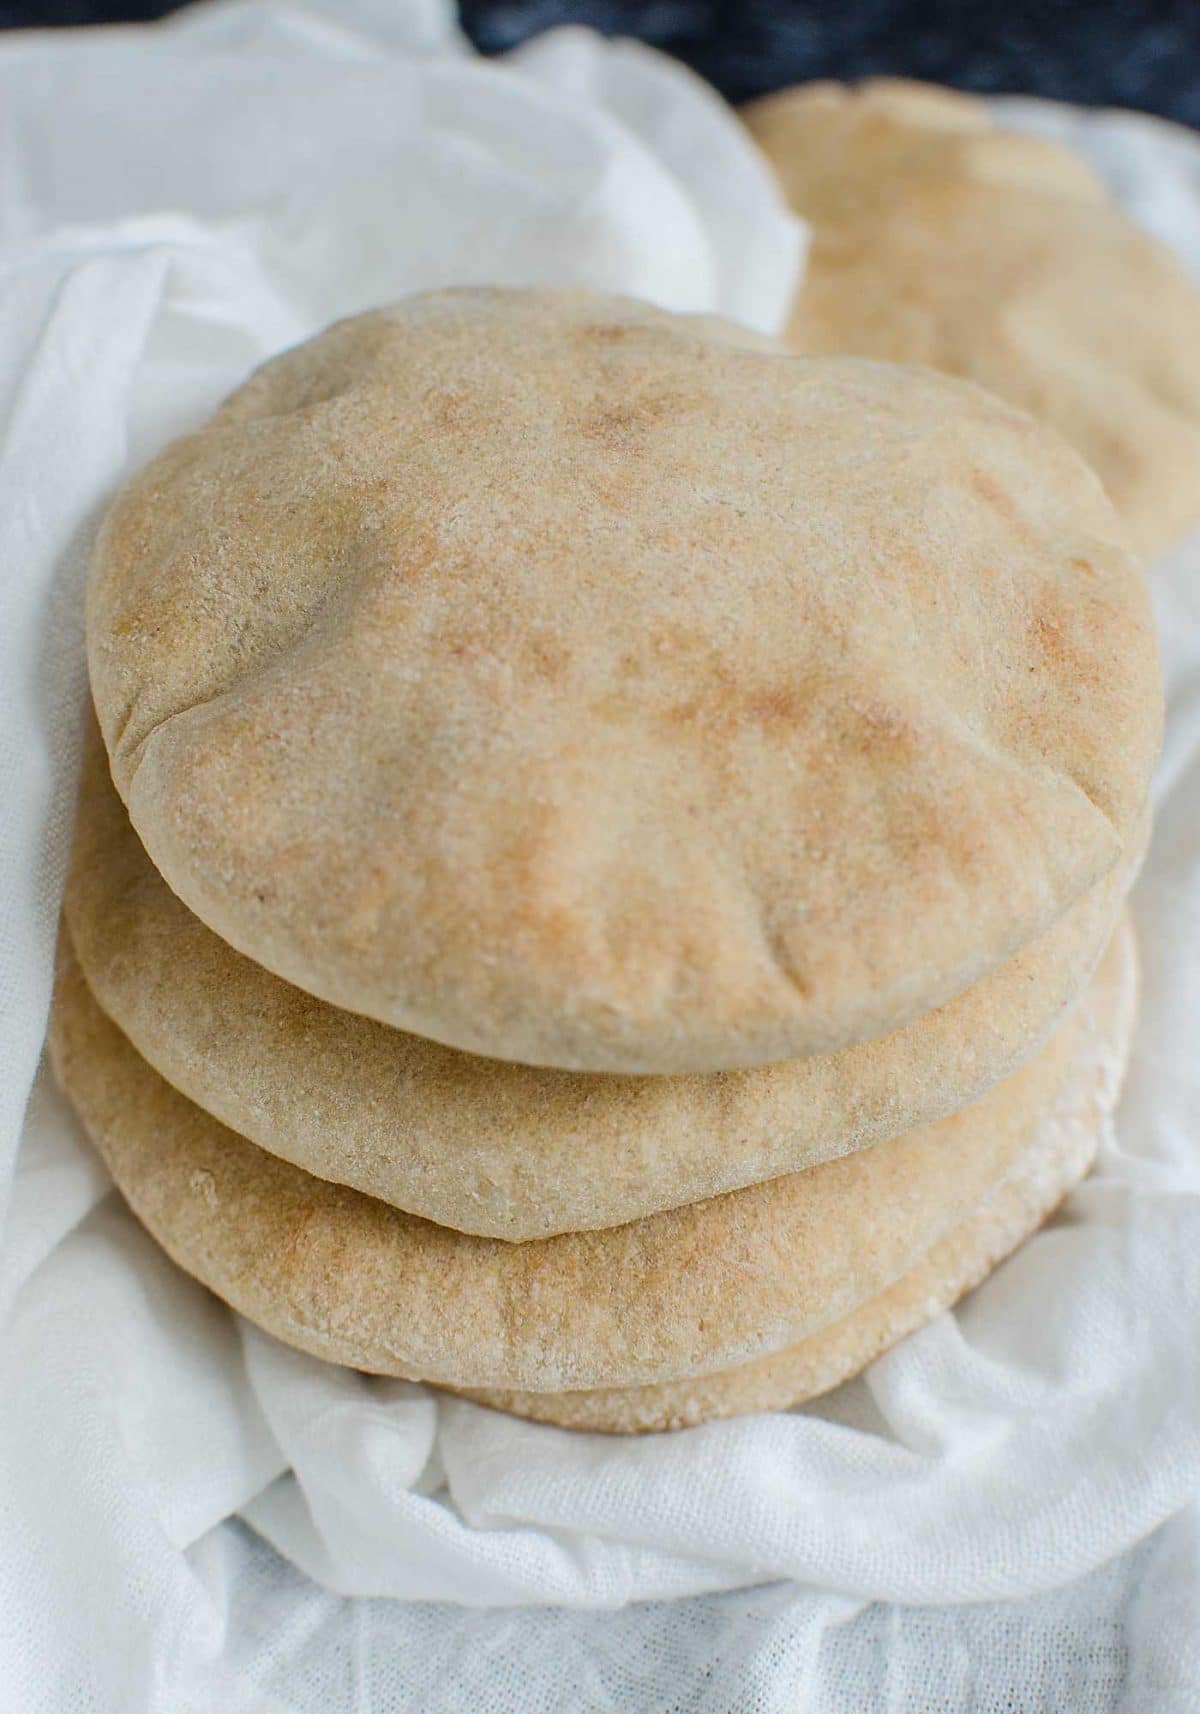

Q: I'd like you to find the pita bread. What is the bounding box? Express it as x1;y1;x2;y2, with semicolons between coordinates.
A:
462;1035;1117;1430
67;721;1143;1238
87;289;1158;1073
743;79;1200;560
48;919;1133;1394
771;77;994;139
743;78;1108;211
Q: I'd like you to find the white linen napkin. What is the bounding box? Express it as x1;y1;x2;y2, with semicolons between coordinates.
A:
0;4;1198;1706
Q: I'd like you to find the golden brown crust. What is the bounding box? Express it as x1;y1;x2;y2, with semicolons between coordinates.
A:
66;721;1143;1237
88;290;1159;1072
743;79;1200;559
48;920;1133;1396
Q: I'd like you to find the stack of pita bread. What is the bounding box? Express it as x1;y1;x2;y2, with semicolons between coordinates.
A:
52;279;1163;1432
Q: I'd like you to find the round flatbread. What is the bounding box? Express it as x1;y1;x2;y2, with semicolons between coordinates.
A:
743;79;1200;560
49;918;1134;1394
67;721;1142;1238
87;289;1158;1073
462;1043;1117;1430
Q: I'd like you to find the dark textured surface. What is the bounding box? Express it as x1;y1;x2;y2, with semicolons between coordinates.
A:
1;0;1199;125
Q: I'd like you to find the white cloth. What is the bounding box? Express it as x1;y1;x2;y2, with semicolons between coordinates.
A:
0;2;1198;1705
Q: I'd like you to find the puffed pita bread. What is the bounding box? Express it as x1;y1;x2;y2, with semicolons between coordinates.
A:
743;78;1109;208
776;77;994;139
67;722;1143;1238
48;920;1133;1395
87;289;1159;1073
461;977;1125;1427
743;78;1200;559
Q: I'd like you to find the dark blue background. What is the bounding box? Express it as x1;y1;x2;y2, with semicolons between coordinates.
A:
2;0;1199;125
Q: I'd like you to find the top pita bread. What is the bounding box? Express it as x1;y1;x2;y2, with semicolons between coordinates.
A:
88;289;1159;1073
743;78;1200;560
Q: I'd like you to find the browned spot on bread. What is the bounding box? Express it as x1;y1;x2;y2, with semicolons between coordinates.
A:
971;468;1019;519
1027;583;1115;697
426;391;478;434
525;631;572;683
742;685;812;729
442;628;492;666
579;389;694;449
655;650;814;742
585;323;636;344
494;822;598;973
579;402;650;449
1030;610;1066;664
841;698;924;760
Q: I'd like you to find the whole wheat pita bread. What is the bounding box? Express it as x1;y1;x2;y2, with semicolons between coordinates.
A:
743;78;1109;211
87;289;1158;1073
67;722;1142;1238
461;1027;1118;1430
743;79;1200;560
772;77;993;140
48;920;1133;1394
